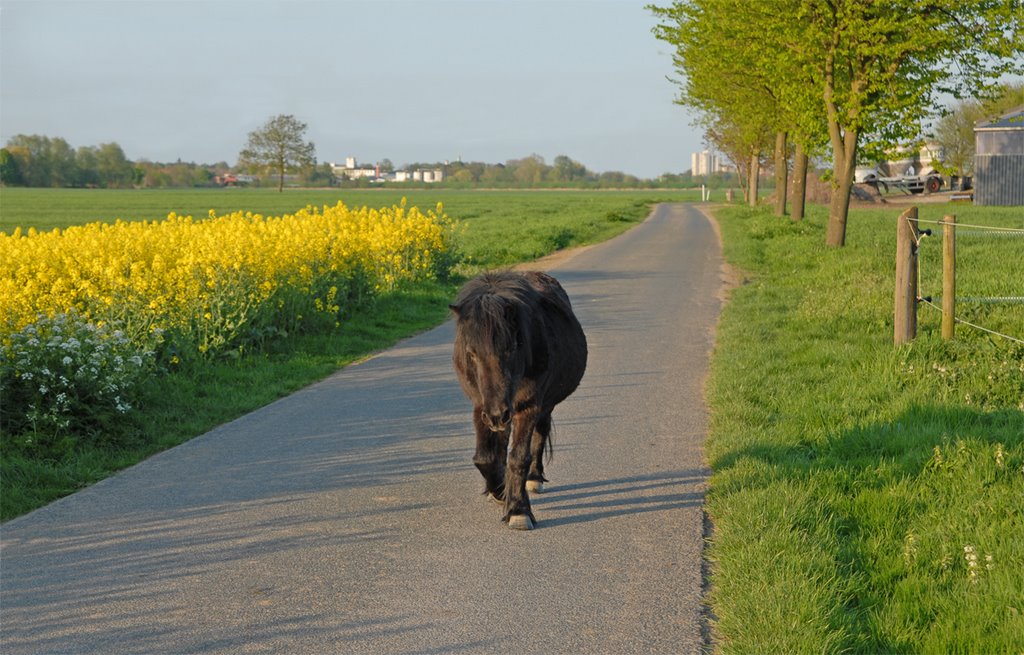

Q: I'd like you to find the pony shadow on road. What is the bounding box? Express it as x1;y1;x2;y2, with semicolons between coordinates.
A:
530;469;706;528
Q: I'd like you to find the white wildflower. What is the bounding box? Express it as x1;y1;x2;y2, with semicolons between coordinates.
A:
965;545;979;583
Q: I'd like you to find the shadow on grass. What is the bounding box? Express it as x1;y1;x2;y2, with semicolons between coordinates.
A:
713;404;1022;484
709;404;1023;652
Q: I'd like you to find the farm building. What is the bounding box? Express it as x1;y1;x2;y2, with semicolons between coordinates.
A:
973;104;1024;206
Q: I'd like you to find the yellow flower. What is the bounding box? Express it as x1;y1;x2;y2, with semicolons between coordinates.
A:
0;201;456;357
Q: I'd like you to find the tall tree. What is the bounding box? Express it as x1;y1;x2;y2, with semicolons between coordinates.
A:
773;132;788;217
96;142;135;188
652;0;1023;245
552;155;590;183
790;145;810;222
4;134;78;187
0;148;24;186
74;146;100;187
6;135;53;186
799;0;1024;245
511;154;546;186
651;0;823;211
48;138;77;188
238;114;316;192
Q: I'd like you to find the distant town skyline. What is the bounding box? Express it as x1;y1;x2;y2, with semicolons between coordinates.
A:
690;150;736;176
0;0;705;179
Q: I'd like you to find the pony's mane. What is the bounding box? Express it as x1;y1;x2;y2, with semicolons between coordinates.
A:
452;272;534;356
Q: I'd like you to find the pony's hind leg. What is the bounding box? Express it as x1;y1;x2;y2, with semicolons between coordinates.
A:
472;406;508;502
526;412;552;494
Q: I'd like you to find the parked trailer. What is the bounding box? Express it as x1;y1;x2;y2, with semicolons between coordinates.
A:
855;167;943;194
877;174;944;194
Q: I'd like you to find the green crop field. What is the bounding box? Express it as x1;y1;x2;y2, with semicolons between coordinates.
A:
0;186;704;272
0;187;684;519
0;187;699;265
705;202;1023;652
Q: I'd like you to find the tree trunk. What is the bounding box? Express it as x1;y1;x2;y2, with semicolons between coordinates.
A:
278;168;285;192
826;178;852;246
748;152;760;207
825;128;859;247
774;131;788;217
791;144;808;222
735;154;748;203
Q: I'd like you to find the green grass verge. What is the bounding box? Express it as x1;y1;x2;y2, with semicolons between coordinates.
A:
1;189;674;520
1;283;456;518
705;202;1023;652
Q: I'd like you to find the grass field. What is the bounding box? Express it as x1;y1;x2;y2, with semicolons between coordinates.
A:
705;202;1023;652
1;187;681;520
5;187;1021;651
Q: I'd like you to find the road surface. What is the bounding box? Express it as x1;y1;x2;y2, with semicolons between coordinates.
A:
1;203;723;654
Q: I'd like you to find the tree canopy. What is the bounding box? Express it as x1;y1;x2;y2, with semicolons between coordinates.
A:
2;135;134;188
651;0;1024;245
238;114;316;192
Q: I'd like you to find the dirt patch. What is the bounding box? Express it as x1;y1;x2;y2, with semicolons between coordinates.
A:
883;190;960;205
782;176;887;206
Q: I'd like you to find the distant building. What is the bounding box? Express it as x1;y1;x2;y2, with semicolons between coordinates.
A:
393;168;444;183
330;157;444;183
213;173;256;187
330;158;378;180
690;150;733;176
414;169;444;183
974;105;1024;206
690;150;716;176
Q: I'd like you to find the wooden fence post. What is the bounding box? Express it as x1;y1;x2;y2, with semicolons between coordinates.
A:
942;214;956;340
894;206;920;345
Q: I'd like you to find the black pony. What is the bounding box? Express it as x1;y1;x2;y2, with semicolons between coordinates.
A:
450;271;587;530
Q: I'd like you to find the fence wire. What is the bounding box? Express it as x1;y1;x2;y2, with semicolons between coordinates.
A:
908;217;1024;233
907;214;1024;345
919;298;1024;345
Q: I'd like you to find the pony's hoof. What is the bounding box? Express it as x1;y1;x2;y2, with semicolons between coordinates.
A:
525;480;544;494
486;492;504;505
507;514;535;531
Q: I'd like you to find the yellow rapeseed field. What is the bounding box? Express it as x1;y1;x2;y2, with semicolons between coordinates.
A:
0;200;456;356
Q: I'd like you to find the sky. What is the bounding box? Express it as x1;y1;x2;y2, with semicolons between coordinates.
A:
0;0;705;179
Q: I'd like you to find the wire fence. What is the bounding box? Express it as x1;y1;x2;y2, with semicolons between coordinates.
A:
905;214;1024;345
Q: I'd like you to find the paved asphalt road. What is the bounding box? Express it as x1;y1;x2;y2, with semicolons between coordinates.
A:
1;203;723;655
